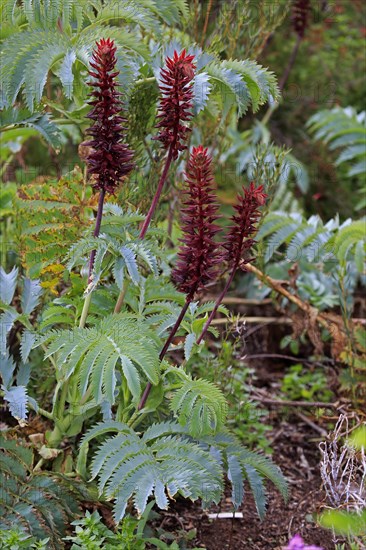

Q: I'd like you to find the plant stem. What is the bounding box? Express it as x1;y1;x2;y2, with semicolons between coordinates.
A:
139;147;174;239
25;398;53;421
201;0;213;48
278;34;302;92
261;35;302;127
79;292;92;329
197;264;238;345
138;298;191;410
114;280;130;314
79;188;106;328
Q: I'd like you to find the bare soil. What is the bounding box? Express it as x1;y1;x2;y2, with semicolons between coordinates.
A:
153;412;350;550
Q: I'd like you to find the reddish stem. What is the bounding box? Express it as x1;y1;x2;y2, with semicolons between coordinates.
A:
196;263;238;345
139;146;174;239
138;297;191;410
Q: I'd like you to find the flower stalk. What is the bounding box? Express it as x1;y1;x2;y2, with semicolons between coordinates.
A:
139;49;195;239
79;38;134;326
197;182;267;344
138;146;222;409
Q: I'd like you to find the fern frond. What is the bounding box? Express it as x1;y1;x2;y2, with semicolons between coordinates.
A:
80;421;222;521
202;432;288;520
15;168;94;277
205;58;279;117
37;314;160;403
0;435;86;548
80;421;287;522
334;220;366;268
170;375;228;437
307;107;366;180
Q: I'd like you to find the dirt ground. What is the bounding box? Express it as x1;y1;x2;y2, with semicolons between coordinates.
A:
154;412;350;550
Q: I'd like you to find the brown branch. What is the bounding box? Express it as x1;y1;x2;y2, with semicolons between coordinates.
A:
279;34;302;92
253;394;338;410
210;316;292;325
201;0;213;48
244;262;348;331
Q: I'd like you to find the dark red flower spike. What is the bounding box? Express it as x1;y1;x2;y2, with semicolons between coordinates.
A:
172;146;222;299
139;49;196;239
84;38;134;194
197;182;266;344
292;0;311;39
138;146;222;410
224;182;267;270
154;49;196;160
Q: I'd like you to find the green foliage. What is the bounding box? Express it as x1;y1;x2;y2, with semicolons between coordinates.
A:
258;211;366;272
308;107;366;212
15;167;95;280
340;325;366;372
64;506;200;550
205;59;279;117
0;2;292;534
123;274;185;319
79;420;287;522
79;421;222;521
319;510;366;538
170;374;228;437
0;108;61;148
202;430;288;519
0;528;49;550
64;509;147;550
0;267;43;421
207;1;290;58
0;435;84;549
219;136;307;203
121;278;228;348
308;107;366;179
281;364;333;402
37;313;161;403
0;0;190;110
186;339;273;453
66;204;160;292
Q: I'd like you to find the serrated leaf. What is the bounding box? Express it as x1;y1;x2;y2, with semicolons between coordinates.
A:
21;278;42;314
20;330;36;363
2;385;28;420
227;454;244;509
0;352;16;387
120;246;139;284
0;266;18;305
58;49;76;99
184;333;196;360
0;309;19;355
192;72;211;115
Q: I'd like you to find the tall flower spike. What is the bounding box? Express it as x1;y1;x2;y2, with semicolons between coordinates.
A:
172;146;222;299
139;49;196;239
292;0;311;39
154;49;195;160
84;38;134;194
138;146;222;411
196;182;266;345
224;182;267;269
